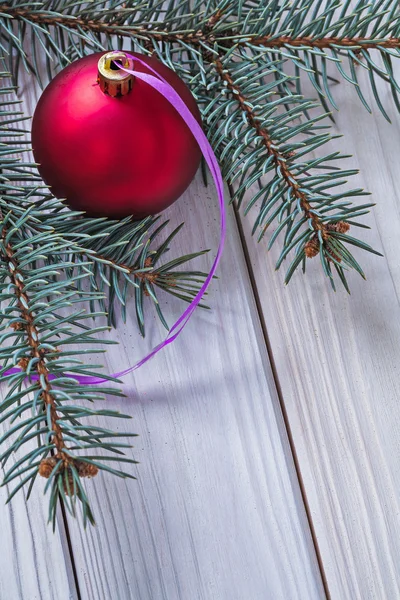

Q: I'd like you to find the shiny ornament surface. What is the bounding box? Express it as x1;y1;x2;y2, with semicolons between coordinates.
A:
31;52;202;218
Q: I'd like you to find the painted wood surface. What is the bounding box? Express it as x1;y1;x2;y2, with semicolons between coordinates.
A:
64;176;324;600
236;64;400;599
0;410;77;600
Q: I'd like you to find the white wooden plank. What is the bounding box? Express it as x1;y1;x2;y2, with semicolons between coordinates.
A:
236;63;400;598
61;173;325;600
0;388;78;600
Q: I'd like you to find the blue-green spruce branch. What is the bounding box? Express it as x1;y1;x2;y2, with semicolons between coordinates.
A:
0;72;207;526
1;0;397;287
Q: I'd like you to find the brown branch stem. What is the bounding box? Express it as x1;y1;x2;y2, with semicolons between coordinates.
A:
2;232;68;462
213;57;328;239
1;5;399;50
238;35;400;49
88;251;160;284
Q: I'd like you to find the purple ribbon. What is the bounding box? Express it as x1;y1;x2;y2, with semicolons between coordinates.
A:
1;52;226;386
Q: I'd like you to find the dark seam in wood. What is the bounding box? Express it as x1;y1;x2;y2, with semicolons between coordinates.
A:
229;188;332;600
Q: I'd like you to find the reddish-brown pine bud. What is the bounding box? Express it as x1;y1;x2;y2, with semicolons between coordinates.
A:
38;457;58;478
77;461;99;478
327;221;350;234
304;236;320;258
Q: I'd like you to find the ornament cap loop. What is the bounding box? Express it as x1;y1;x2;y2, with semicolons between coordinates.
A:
97;51;134;97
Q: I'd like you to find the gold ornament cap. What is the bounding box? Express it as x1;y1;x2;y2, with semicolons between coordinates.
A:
97;51;134;97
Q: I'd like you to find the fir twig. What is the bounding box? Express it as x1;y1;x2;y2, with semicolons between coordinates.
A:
1;4;400;49
47;213;209;331
1;0;390;287
206;53;379;288
0;64;211;525
213;56;330;237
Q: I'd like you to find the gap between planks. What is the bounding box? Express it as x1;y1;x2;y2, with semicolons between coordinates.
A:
231;195;331;600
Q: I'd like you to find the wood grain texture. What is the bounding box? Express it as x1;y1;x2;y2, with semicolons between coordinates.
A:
61;174;324;600
236;63;400;599
0;390;77;600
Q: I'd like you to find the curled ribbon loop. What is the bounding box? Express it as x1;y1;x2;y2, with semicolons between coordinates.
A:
2;52;226;385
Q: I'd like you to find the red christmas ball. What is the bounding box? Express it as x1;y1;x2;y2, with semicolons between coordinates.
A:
31;51;202;219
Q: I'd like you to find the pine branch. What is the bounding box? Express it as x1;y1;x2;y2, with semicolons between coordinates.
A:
42;210;209;332
2;231;65;462
1;2;400;49
0;205;135;528
246;37;400;49
241;0;400;120
0;77;138;527
205;52;380;288
0;0;392;294
3;0;400;117
213;56;329;237
0;217;134;528
0;69;210;525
